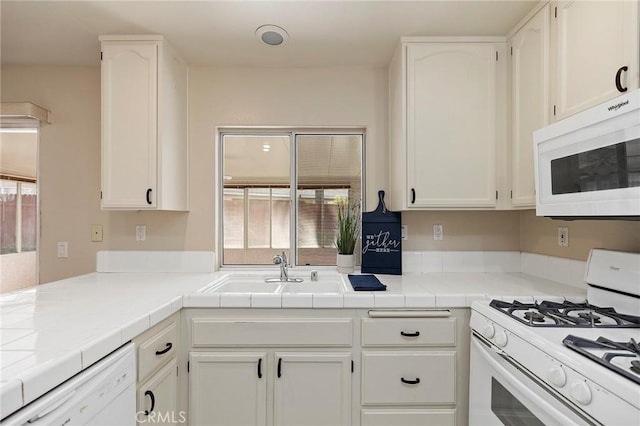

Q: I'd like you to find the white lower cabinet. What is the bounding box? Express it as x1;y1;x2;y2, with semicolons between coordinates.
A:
133;313;181;426
361;409;456;426
274;352;352;426
189;352;267;426
137;358;179;425
361;352;456;405
183;309;469;426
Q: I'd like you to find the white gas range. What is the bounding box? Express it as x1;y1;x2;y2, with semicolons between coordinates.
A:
469;249;640;426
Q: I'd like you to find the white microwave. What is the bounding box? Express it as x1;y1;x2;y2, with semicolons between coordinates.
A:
534;89;640;219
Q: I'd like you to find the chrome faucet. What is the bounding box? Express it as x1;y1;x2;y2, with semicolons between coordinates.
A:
266;252;303;283
273;252;289;281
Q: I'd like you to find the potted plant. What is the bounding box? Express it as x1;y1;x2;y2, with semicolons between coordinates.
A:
335;198;360;273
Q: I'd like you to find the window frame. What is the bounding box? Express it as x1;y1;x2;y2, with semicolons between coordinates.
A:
218;128;366;268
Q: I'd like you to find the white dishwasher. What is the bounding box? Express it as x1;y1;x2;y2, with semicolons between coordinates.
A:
1;343;136;426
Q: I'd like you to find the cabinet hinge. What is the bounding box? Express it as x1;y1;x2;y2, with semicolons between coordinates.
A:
351;360;354;373
496;51;499;61
554;6;557;18
553;105;557;116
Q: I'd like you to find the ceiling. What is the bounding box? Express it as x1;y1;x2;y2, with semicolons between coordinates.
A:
1;1;537;68
224;134;361;185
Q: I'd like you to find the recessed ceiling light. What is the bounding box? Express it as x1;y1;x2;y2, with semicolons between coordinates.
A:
255;25;289;47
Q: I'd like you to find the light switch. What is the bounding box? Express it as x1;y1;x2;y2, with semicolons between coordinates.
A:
136;225;146;242
57;242;68;258
91;225;103;242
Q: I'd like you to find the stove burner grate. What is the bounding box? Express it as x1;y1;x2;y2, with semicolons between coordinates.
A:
524;311;546;323
563;335;640;385
489;299;640;328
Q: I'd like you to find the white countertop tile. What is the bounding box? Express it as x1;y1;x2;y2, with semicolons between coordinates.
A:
0;379;22;419
0;269;586;418
281;294;313;308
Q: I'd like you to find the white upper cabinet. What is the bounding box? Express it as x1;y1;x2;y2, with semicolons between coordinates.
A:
100;35;188;211
509;5;550;207
552;0;639;120
389;39;507;210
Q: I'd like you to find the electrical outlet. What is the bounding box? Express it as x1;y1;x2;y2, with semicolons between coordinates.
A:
136;225;146;242
91;224;103;242
57;242;68;258
401;225;408;241
558;226;569;247
433;224;443;241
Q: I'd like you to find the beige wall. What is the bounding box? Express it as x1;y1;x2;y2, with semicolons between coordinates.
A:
1;65;638;284
519;210;640;261
401;211;521;251
1;66;104;283
1;65;389;282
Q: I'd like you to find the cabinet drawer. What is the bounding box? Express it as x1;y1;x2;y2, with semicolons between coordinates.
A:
361;409;456;426
191;318;352;347
362;318;456;347
361;352;456;405
138;321;178;383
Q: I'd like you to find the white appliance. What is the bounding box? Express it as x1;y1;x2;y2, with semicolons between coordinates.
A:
1;343;135;426
469;249;640;426
534;89;640;219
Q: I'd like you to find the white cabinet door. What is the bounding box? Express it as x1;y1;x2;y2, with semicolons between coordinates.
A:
101;41;158;209
510;5;550;207
137;358;179;426
274;352;352;426
553;0;639;120
407;43;499;208
189;352;267;426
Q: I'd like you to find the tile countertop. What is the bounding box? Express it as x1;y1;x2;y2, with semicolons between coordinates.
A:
0;270;585;419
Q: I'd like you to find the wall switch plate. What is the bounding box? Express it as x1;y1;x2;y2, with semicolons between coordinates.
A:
91;224;103;242
433;224;443;241
57;242;68;258
401;225;408;241
558;226;569;247
136;225;146;242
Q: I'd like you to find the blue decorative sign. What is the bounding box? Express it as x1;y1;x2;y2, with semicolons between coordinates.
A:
361;191;402;275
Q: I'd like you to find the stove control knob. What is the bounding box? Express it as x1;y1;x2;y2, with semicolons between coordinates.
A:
571;381;592;405
547;365;566;388
494;331;508;347
481;324;495;339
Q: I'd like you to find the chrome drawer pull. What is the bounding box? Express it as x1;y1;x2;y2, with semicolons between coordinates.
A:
401;377;420;385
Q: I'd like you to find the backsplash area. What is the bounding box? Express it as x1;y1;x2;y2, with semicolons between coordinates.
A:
403;251;586;289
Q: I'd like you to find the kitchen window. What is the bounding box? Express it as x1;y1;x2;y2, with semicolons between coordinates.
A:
220;131;364;266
